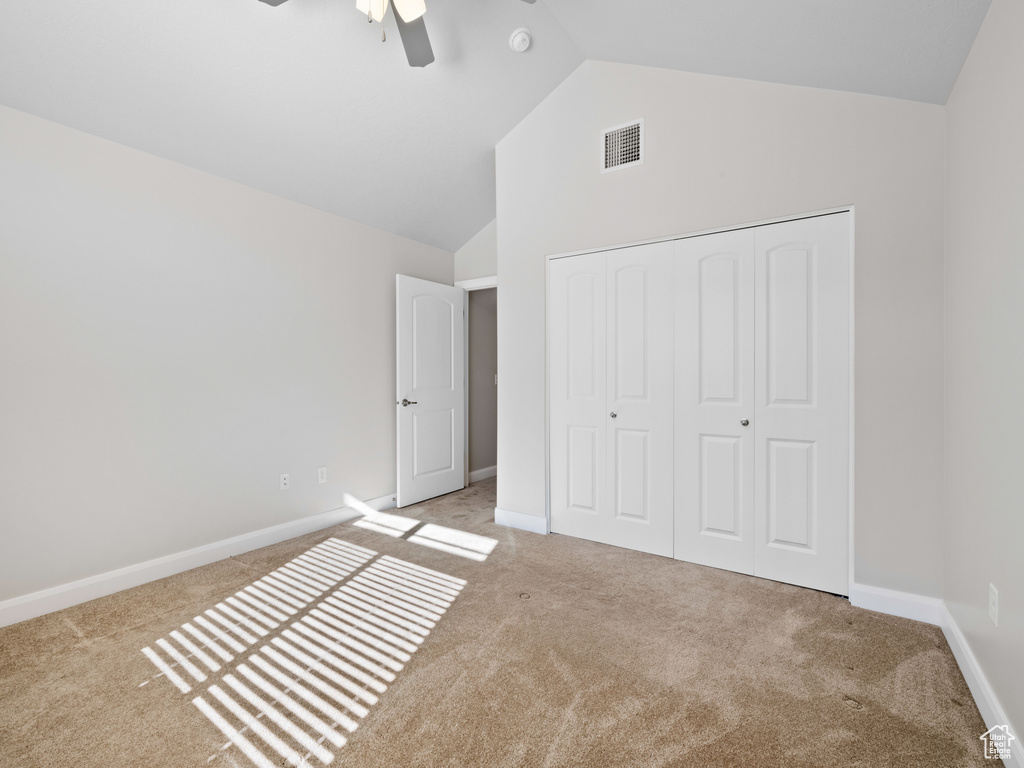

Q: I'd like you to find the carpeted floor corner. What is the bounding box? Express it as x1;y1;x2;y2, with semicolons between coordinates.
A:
0;478;1000;767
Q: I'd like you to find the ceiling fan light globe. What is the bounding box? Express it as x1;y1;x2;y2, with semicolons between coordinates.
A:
393;0;426;22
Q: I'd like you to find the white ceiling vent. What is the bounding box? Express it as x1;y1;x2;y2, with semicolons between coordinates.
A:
602;119;643;173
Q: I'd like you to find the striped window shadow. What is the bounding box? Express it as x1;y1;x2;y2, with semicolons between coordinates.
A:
141;543;466;768
141;538;376;693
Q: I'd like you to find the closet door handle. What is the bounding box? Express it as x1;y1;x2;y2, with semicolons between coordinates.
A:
401;398;418;407
740;419;749;427
610;412;617;419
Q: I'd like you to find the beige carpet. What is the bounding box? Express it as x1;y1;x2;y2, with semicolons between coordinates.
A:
0;478;998;767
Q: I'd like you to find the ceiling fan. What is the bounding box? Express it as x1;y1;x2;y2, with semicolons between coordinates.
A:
355;0;435;67
257;0;435;67
257;0;535;68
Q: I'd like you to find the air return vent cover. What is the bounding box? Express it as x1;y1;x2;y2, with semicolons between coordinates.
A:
602;119;643;173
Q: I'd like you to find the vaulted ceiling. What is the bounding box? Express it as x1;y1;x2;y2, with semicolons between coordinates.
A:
0;0;991;252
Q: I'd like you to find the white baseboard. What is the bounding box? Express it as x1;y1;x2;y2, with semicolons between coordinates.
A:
848;582;943;625
357;493;397;513
494;507;548;535
469;465;497;483
0;492;396;629
849;584;1019;760
940;603;1021;762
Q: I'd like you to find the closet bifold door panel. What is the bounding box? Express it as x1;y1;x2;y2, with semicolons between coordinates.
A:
550;211;849;594
752;214;850;595
674;229;757;574
607;244;674;556
549;242;674;557
673;212;850;595
549;250;608;545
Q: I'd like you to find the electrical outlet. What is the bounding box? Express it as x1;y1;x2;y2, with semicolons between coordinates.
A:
280;474;289;491
989;583;999;627
317;466;327;484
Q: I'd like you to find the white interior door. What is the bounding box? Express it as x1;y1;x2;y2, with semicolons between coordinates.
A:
396;275;465;507
674;229;756;573
549;242;674;557
752;214;850;594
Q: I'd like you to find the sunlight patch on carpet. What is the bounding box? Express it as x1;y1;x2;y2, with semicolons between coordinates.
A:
140;538;466;767
351;511;422;538
407;523;498;562
350;509;499;562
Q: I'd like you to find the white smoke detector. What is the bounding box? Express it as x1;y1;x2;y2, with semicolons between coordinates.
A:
509;27;531;53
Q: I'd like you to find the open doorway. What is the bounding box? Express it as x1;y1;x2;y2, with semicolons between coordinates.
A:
465;285;497;484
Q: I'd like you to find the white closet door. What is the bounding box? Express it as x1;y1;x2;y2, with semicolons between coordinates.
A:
752;213;850;594
606;242;674;557
549;252;608;542
549;243;674;557
674;229;756;573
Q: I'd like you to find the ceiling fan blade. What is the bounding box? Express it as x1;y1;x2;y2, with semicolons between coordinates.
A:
394;13;435;67
393;0;426;22
258;0;290;5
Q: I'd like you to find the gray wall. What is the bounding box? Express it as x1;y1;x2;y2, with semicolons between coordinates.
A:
944;0;1024;732
454;219;497;282
495;60;946;598
0;105;452;602
468;288;498;475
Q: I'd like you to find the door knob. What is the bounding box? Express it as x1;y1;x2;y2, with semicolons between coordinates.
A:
740;419;749;426
610;412;617;419
401;398;418;407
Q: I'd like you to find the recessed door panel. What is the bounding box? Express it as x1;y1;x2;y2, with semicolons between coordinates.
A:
567;426;598;514
412;409;455;477
567;274;599;400
766;439;815;550
700;254;740;403
700;435;741;537
766;244;815;406
412;295;454;392
614;429;649;520
613;266;649;401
